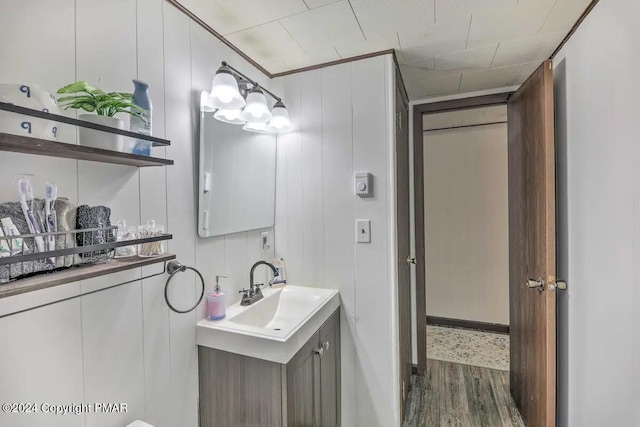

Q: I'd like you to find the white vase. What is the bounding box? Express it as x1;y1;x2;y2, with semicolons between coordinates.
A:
78;114;125;152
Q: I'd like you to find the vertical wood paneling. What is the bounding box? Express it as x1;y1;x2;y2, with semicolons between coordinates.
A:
320;62;359;427
300;70;325;287
224;232;249;304
81;284;145;427
163;6;198;427
352;57;393;427
136;1;172;423
0;300;84;427
281;75;304;285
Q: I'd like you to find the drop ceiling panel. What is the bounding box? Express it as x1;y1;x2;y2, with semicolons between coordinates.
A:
304;0;341;9
408;75;461;98
434;44;497;77
459;64;520;93
398;18;471;62
216;0;309;29
467;0;557;48
349;0;435;38
226;22;307;64
539;0;593;34
176;0;244;35
400;60;435;81
493;32;565;68
175;0;591;99
279;1;364;51
334;34;400;59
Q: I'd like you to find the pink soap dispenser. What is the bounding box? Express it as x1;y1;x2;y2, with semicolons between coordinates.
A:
207;275;227;320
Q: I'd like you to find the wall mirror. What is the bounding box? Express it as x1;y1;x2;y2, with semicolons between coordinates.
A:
197;99;277;238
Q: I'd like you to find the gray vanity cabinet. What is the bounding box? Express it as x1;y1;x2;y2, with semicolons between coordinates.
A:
198;309;340;427
286;308;341;427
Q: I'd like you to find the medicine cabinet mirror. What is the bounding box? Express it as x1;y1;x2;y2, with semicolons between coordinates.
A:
197;102;277;238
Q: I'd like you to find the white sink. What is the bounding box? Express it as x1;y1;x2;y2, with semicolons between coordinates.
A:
197;285;340;364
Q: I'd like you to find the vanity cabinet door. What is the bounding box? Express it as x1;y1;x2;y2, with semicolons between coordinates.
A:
286;330;321;427
319;310;341;427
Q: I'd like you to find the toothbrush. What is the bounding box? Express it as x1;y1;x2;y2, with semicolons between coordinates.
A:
44;182;57;265
17;178;47;259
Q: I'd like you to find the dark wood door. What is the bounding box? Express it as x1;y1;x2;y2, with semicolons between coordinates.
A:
396;77;412;418
319;310;340;427
287;331;321;427
507;60;556;427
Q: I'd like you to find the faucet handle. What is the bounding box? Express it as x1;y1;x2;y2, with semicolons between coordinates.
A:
238;288;249;295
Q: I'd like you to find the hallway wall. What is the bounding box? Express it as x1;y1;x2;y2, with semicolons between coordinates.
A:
423;123;509;325
554;0;640;425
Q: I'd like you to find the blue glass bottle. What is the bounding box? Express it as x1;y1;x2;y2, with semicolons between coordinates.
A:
131;79;152;156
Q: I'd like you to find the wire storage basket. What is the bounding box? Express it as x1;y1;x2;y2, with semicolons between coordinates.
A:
0;226;118;282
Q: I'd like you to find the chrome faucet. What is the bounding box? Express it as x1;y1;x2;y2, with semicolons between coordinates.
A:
238;260;281;306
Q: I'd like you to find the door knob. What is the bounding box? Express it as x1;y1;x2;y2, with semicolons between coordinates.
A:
313;346;324;357
526;278;544;292
548;280;567;291
406;256;416;265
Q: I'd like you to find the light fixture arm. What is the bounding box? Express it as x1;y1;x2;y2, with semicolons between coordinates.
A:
221;61;282;103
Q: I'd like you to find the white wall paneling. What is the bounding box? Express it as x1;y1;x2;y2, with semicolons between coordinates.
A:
554;0;640;425
274;55;399;426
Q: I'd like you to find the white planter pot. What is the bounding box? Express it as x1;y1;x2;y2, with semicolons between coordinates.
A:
78;114;125;152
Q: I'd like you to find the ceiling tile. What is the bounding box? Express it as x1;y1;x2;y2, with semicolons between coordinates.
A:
398;17;471;62
335;34;400;58
434;44;497;77
304;0;341;9
176;0;244;35
262;60;290;74
459;64;519;93
215;0;309;29
492;32;565;68
400;59;435;81
467;0;557;48
226;22;307;64
350;0;435;39
407;75;461;99
279;1;364;51
539;0;592;34
512;61;543;85
282;50;341;69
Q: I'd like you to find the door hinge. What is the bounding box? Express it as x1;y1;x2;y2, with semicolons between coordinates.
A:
397;111;402;130
402;381;406;401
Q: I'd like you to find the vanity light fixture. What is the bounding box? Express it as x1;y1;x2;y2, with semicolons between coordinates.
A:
267;101;293;133
209;61;292;133
210;64;245;110
241;87;273;123
214;109;246;125
242;121;270;133
200;91;216;112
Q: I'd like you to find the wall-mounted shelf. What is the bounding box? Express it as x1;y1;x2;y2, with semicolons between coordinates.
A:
0;253;176;299
0;132;173;167
0;102;170;146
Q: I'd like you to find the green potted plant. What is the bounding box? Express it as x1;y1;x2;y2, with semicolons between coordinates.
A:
57;81;145;152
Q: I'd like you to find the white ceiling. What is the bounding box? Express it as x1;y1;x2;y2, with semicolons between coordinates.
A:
177;0;592;99
423;105;507;130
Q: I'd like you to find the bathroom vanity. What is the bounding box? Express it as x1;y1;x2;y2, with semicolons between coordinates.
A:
197;286;341;426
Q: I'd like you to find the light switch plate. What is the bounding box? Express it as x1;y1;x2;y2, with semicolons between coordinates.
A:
355;172;373;197
261;231;272;250
356;219;371;243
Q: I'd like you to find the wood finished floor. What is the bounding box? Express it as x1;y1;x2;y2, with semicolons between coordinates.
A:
403;360;525;427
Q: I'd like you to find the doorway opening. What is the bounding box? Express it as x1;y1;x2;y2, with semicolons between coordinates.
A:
406;97;523;427
406;62;557;427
